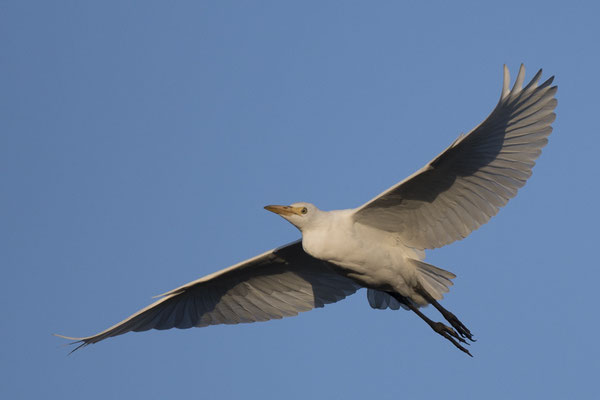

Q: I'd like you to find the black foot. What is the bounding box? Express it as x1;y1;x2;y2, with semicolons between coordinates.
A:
415;285;476;342
386;291;474;357
440;309;475;342
430;321;473;357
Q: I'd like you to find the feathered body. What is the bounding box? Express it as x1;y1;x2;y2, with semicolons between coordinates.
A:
298;208;432;305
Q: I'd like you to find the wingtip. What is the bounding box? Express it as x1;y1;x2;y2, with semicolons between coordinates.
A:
512;64;526;93
502;65;510;99
54;333;81;340
54;333;88;354
531;68;543;89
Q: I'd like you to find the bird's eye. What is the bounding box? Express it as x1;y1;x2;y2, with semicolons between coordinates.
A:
301;207;308;214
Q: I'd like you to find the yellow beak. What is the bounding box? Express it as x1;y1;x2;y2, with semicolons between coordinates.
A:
264;205;303;216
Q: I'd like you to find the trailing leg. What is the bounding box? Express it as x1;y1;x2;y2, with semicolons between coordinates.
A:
388;292;472;357
415;284;475;342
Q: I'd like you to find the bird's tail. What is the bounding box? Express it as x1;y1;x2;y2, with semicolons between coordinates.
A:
367;260;455;310
410;259;456;301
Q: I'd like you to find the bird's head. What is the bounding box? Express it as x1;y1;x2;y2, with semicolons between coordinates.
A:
264;202;320;231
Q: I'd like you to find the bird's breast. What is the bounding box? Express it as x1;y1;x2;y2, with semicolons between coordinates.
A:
301;217;422;290
302;222;390;269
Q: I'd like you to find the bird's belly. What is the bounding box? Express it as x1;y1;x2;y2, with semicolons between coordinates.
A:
302;227;419;292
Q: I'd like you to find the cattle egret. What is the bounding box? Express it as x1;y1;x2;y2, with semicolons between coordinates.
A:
57;65;557;356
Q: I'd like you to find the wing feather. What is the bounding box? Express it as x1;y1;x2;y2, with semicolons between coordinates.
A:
353;65;557;249
56;241;360;351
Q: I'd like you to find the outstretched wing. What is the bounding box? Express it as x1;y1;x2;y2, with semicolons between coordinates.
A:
353;65;557;250
57;241;359;351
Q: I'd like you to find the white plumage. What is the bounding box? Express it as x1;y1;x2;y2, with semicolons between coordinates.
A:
57;65;557;356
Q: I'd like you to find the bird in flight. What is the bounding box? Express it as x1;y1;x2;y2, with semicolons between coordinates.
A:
57;65;557;356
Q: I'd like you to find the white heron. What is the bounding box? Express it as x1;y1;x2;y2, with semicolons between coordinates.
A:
57;65;557;356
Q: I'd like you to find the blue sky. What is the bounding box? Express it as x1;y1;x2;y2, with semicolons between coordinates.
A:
2;1;599;398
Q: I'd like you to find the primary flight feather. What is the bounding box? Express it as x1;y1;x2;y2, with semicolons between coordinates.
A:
57;65;557;356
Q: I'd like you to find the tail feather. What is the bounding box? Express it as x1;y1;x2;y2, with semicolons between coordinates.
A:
410;259;455;301
366;260;456;310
